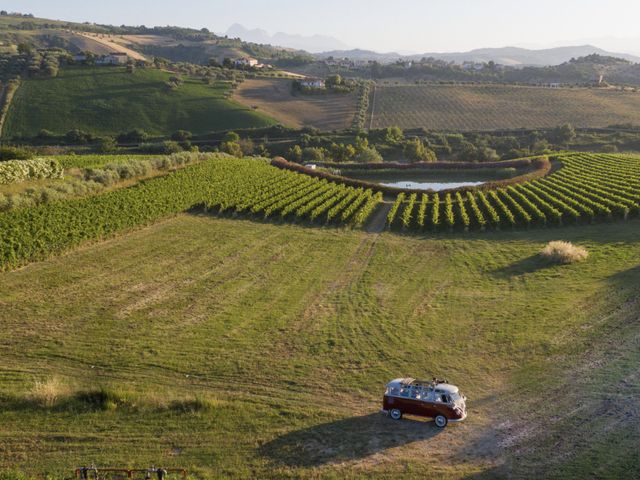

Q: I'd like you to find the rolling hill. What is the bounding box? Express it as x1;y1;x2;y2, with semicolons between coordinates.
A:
316;45;640;66
0;13;312;66
2;66;278;138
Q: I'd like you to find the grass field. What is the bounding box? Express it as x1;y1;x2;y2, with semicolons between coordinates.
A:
2;67;278;138
370;84;640;131
1;213;638;478
233;78;359;131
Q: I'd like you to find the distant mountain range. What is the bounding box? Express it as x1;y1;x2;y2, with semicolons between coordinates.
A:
223;24;640;66
316;45;640;66
226;24;349;53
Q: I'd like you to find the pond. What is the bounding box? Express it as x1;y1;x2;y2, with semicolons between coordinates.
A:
378;180;485;190
341;168;518;192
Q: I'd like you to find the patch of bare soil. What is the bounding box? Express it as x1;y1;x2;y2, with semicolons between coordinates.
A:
261;407;499;475
233;78;358;131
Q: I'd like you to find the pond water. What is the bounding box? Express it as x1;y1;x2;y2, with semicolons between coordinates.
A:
379;180;485;191
341;168;518;191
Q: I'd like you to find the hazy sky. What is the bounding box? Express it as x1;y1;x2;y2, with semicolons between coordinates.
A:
6;0;640;53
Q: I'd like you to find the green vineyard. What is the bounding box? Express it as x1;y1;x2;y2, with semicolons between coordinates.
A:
0;156;380;271
386;153;640;231
3;152;639;271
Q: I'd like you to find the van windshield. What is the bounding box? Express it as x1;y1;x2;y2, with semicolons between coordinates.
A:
450;392;462;402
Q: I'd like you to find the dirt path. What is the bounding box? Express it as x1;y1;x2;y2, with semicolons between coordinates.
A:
74;32;147;61
365;201;392;233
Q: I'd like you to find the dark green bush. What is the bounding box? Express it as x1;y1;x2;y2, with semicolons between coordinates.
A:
0;146;33;161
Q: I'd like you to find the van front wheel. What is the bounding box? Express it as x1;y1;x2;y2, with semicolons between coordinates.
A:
435;415;448;428
389;408;402;420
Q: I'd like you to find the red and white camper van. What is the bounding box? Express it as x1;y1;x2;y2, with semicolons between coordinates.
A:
382;378;467;428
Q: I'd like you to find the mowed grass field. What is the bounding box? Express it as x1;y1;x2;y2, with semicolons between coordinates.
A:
233;78;358;131
2;67;277;138
370;84;640;131
0;214;639;479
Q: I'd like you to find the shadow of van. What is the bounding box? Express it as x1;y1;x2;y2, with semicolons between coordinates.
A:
260;412;442;467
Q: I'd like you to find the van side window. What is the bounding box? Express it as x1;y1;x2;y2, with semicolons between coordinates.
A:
441;394;448;403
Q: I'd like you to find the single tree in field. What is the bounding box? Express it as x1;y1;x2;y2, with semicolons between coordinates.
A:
555;123;576;145
224;131;240;143
238;138;254;156
118;129;149;144
478;147;500;161
354;135;370;152
96;136;118;153
287;145;303;162
330;143;356;162
459;141;478;161
220;141;242;157
326;74;342;88
172;130;193;142
384;126;405;145
355;146;383;163
302;147;325;163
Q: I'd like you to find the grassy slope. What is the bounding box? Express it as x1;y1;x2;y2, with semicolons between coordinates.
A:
2;67;277;138
371;84;640;131
0;214;638;478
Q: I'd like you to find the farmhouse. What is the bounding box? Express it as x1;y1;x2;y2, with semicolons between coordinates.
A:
299;78;325;89
96;52;128;65
234;57;259;67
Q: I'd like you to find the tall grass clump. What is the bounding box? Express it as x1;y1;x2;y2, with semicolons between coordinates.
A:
540;241;588;264
29;376;69;408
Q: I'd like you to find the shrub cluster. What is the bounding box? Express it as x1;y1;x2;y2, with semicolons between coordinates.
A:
540;241;589;264
84;152;204;186
0;158;63;184
0;145;32;161
0;153;207;213
0;180;102;211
